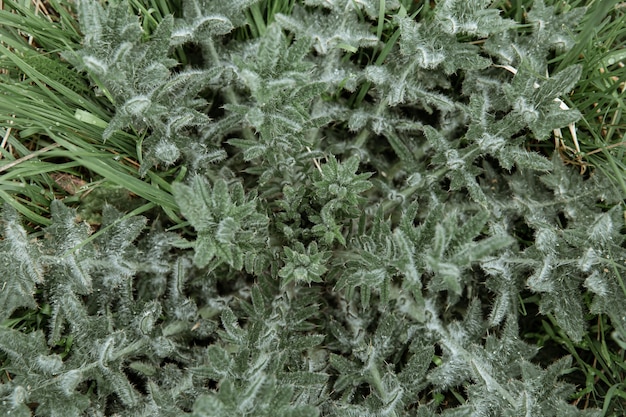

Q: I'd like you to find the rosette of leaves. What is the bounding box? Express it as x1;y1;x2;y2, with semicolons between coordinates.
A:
484;0;587;71
275;4;379;56
171;0;259;44
279;241;330;288
173;176;269;273
309;155;372;245
0;202;208;416
335;198;514;313
189;279;328;417
422;300;599;417
424;59;583;207
65;0;229;174
225;23;328;156
490;157;626;342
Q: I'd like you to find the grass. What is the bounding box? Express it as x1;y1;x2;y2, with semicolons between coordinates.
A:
0;0;183;228
550;0;626;196
521;292;626;415
0;0;625;414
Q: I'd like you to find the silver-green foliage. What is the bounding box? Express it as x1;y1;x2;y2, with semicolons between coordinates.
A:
2;0;624;415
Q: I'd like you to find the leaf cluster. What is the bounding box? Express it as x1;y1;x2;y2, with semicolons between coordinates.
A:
2;0;625;415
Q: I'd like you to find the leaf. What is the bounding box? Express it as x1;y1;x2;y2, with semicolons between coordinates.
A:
192;394;226;416
399;343;434;385
527;256;555;293
533;65;582;105
276;6;378;55
304;0;401;19
228;138;267;161
541;285;587;343
0;206;44;320
277;371;329;387
220;307;246;344
527;0;586;52
0;328;48;369
105;370;141;407
434;0;516;37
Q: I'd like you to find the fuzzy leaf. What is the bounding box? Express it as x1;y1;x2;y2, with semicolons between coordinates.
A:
0;206;44;320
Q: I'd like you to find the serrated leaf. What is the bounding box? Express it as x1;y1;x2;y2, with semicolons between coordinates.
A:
534;65;582;105
278;371;329;387
220;307;246;344
0;206;44;320
527;256;555;293
276;6;378;55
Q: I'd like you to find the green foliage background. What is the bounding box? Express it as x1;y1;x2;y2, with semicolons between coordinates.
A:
1;0;625;415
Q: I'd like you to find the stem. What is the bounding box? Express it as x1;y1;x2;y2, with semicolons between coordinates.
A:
354;129;371;148
381;167;447;214
111;338;148;362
